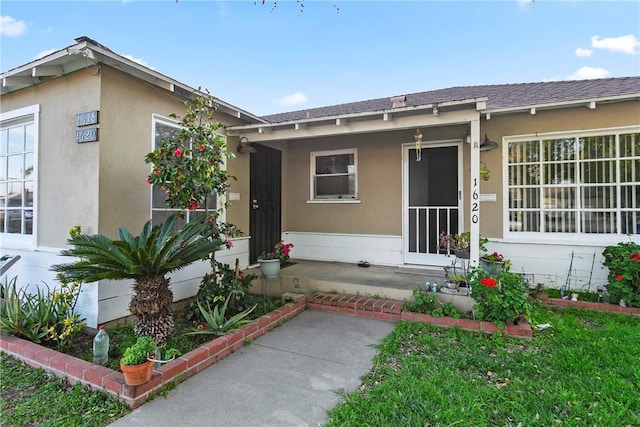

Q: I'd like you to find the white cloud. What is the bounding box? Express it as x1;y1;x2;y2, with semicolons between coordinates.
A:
276;92;308;107
575;47;592;57
123;54;154;69
568;66;610;80
590;34;639;55
0;15;27;37
34;49;57;60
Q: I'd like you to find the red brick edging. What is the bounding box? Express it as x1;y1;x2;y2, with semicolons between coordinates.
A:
307;292;533;339
12;292;634;408
542;297;640;316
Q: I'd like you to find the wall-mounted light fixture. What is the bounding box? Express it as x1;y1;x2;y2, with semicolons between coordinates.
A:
432;105;439;116
480;134;499;152
237;136;257;154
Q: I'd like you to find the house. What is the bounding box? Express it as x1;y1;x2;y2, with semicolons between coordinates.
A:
226;76;640;290
1;36;639;326
0;37;265;327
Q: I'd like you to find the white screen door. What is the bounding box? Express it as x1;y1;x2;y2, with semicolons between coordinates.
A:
403;143;462;265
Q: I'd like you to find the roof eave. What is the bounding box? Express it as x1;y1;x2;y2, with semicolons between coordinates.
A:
0;39;267;125
228;97;488;135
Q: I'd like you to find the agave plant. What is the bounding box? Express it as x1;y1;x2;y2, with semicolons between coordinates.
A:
185;294;256;337
51;215;224;342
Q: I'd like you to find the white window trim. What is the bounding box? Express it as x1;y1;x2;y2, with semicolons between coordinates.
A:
308;148;359;203
502;125;640;245
150;114;227;223
1;104;40;250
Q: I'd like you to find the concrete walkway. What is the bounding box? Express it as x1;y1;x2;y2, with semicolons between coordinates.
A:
109;310;395;427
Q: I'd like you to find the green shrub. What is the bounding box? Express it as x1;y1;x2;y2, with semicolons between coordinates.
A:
186;261;257;321
602;241;640;307
402;288;438;313
468;268;532;327
402;288;463;319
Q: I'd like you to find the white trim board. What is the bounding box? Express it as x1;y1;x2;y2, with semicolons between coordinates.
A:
282;232;402;266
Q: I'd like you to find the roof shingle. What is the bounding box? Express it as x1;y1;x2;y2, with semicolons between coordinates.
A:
262;77;640;123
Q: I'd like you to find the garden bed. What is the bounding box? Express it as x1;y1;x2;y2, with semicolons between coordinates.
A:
0;296;307;408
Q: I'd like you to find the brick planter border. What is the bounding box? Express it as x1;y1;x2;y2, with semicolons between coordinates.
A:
7;292;636;408
307;292;533;339
0;297;307;409
541;297;640;316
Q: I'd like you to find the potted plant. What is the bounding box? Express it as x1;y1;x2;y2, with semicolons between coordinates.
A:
453;232;488;259
479;251;510;275
258;240;294;279
120;336;156;386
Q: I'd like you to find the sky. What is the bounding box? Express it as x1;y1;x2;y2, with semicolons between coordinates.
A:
1;1;639;116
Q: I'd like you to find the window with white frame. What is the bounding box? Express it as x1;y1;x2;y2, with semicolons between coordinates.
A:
150;115;220;226
1;105;38;239
507;127;640;236
310;149;358;200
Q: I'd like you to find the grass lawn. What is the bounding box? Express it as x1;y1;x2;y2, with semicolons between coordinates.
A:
327;307;640;426
0;352;130;426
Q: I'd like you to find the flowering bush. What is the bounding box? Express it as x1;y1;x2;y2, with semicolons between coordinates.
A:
468;268;532;327
259;241;294;262
602;241;640;307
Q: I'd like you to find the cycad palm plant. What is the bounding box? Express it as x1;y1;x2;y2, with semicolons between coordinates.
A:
51;215;223;342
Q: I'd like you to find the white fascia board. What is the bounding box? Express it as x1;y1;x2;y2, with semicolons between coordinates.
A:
231;109;481;143
228;97;486;137
484;94;640;117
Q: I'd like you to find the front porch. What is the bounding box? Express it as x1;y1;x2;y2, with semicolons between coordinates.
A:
247;259;445;301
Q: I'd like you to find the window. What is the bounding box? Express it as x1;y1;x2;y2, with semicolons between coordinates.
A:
506;127;639;236
150;115;221;226
1;105;38;242
310;149;358;201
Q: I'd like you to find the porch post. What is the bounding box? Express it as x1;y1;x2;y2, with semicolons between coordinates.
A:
469;118;481;267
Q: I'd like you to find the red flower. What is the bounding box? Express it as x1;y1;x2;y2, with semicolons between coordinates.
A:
189;202;200;210
480;278;497;287
147;178;153;185
174;148;182;157
226;239;233;249
198;144;205;152
615;275;622;281
153;169;161;175
629;253;640;262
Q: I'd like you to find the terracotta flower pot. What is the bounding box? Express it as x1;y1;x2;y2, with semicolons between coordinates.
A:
121;360;154;386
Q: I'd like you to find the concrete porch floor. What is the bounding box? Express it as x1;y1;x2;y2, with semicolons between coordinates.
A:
246;259;447;301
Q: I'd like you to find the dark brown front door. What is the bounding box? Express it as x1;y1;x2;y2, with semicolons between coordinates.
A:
249;144;282;263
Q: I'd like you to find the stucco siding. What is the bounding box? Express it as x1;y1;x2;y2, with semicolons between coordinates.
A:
1;68;102;248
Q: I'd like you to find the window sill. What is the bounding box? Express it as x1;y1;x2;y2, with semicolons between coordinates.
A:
306;199;361;204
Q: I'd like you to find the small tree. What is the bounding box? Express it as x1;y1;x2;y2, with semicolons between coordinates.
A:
145;88;241;264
